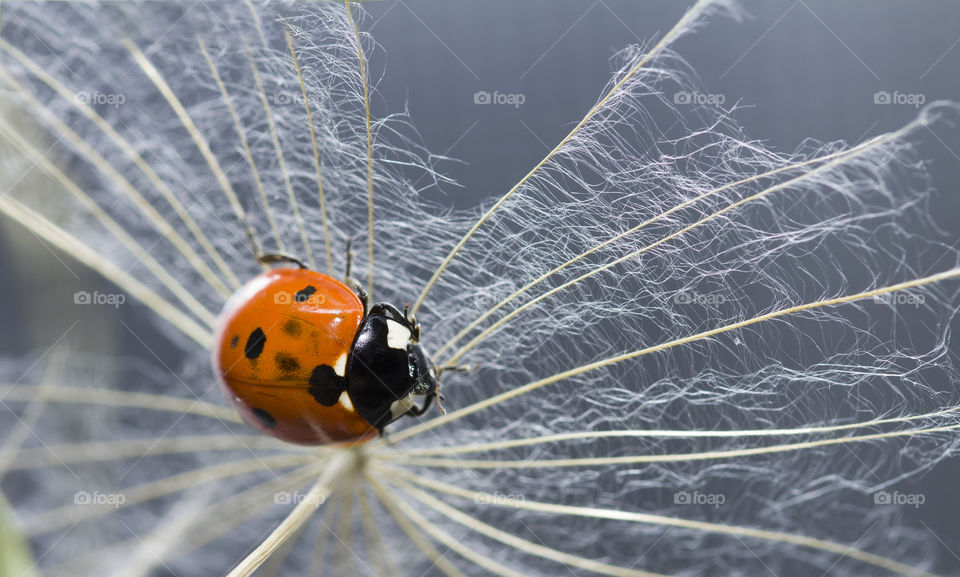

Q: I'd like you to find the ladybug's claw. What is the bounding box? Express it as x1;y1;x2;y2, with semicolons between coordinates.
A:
257;252;307;269
403;304;420;341
406;391;436;417
347;277;368;312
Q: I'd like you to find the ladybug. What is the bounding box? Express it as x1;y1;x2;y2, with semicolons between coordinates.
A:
212;254;442;445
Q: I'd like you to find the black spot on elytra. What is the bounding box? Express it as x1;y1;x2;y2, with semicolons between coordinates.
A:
295;285;317;304
275;352;301;375
308;364;346;406
251;407;277;429
283;319;302;337
230;335;239;348
245;328;267;359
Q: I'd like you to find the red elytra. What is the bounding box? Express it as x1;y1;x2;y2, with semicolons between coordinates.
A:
212;268;377;445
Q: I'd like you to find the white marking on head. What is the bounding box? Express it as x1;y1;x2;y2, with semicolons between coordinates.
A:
338;390;355;413
386;320;411;350
390;394;416;420
333;352;348;377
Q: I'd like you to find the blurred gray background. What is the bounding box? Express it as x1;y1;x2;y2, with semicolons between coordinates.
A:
357;1;960;563
1;0;959;571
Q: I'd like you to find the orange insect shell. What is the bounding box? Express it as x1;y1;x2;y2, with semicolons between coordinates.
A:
212;268;378;445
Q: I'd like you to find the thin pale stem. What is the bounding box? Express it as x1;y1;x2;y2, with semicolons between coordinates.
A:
0;197;212;346
411;0;713;315
27;453;316;535
336;481;359;577
197;37;286;255
0;120;218;328
0;384;238;421
386;268;960;446
434;124;921;359
384;404;960;458
357;484;399;577
385;423;960;469
385;474;673;577
0;68;233;299
125;39;265;265
245;43;317;269
7;434;295;471
224;450;355;577
310;484;345;577
0;39;242;290
370;472;527;577
0;348;66;479
47;464;322;577
345;0;376;299
285;29;335;275
380;465;942;577
110;485;214;577
171;464;324;561
443;120;921;366
257;521;309;577
366;472;470;577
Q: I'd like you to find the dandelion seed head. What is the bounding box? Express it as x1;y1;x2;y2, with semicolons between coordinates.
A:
1;1;959;576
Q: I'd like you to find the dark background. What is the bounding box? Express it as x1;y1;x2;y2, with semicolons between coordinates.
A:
357;2;960;563
1;0;958;571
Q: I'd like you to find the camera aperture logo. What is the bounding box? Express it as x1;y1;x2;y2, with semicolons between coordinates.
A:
872;292;924;307
474;491;526;507
673;290;727;306
74;491;126;508
873;91;925;108
474;90;525;108
74;290;126;308
274;290;326;306
271;91;321;108
674;490;725;508
674;91;725;106
274;490;326;508
74;91;126;109
874;490;925;508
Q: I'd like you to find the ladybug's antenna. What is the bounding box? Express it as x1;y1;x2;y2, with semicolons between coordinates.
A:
344;237;355;280
404;303;420;341
435;390;447;415
257;252;307;269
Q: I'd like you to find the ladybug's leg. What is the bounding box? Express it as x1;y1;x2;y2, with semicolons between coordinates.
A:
343;238;368;312
405;391;437;417
436;363;474;376
257;252;307;269
344;237;355;280
403;304;421;342
347;278;368;313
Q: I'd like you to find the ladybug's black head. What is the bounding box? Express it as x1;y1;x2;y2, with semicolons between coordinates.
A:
346;303;441;432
